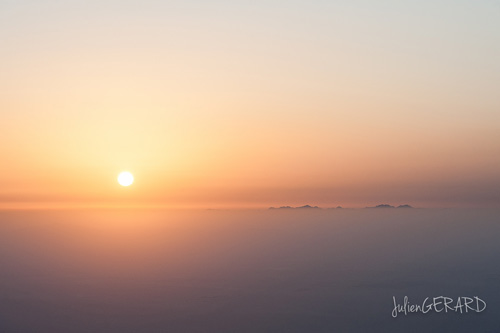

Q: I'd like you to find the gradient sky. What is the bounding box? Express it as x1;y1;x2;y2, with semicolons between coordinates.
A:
1;0;499;208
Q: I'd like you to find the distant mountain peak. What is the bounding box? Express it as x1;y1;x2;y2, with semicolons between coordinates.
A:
269;205;320;209
296;205;320;209
365;204;414;209
365;204;394;208
269;206;293;209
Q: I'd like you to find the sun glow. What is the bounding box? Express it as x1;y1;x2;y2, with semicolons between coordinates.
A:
118;172;134;186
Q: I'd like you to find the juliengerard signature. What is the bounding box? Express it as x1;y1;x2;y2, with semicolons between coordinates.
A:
392;296;486;318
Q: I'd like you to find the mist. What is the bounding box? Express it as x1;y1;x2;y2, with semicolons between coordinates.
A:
0;208;498;332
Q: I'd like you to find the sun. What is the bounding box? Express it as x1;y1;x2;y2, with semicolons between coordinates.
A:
118;171;134;186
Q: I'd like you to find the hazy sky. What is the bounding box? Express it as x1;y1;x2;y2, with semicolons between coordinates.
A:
1;0;499;208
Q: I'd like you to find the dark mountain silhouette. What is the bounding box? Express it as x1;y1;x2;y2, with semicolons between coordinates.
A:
366;204;395;208
270;204;411;210
269;205;320;209
269;206;293;210
366;204;414;208
296;205;320;209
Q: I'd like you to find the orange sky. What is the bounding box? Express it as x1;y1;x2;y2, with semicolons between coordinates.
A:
1;1;499;209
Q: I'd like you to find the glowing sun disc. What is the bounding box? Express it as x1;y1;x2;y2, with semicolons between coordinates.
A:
118;172;134;186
